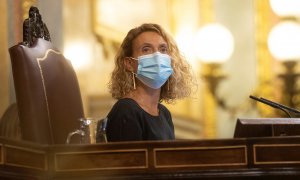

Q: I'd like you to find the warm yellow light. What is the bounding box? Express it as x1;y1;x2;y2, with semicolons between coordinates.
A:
175;27;200;68
64;41;92;70
175;27;195;59
268;21;300;61
269;0;300;17
194;23;234;63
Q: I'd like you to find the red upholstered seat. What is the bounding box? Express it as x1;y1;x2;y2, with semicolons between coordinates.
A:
8;7;84;144
9;38;84;144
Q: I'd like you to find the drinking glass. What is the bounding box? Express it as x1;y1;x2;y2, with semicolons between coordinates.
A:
66;117;107;144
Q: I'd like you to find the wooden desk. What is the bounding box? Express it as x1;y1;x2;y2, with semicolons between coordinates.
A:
1;136;300;179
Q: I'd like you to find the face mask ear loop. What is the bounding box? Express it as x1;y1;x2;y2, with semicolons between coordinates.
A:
132;71;136;90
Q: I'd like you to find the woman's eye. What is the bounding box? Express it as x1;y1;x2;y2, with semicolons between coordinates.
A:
159;47;168;53
142;47;152;53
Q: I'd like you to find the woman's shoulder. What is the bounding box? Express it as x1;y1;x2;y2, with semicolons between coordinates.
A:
158;103;171;116
108;98;139;114
107;98;145;128
114;98;139;107
158;103;169;111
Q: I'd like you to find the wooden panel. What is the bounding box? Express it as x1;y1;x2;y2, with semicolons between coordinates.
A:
5;145;47;170
55;149;148;171
2;136;300;179
254;144;300;165
154;145;247;168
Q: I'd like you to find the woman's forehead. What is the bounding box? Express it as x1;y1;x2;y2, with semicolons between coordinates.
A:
132;31;166;48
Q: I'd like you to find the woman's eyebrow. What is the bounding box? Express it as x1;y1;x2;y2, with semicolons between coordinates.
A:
136;42;167;50
140;43;152;47
159;43;168;47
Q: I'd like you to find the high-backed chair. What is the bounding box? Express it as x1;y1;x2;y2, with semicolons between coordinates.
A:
8;7;84;144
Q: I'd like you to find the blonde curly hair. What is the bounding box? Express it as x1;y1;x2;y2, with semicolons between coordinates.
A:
108;23;195;103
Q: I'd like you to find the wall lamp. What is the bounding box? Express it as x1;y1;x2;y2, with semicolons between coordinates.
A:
268;0;300;108
194;23;234;138
195;23;234;108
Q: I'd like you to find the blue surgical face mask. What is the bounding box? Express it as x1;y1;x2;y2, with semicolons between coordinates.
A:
131;52;173;89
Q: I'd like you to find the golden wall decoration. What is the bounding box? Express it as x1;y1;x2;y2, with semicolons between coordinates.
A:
254;0;281;117
198;0;216;138
0;0;9;117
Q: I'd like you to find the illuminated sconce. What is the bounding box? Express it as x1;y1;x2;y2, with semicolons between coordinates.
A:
268;21;300;61
268;21;300;108
269;0;300;18
64;41;93;71
195;23;234;107
194;23;234;138
268;0;300;108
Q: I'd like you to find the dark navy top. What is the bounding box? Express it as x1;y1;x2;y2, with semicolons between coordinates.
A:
106;98;175;142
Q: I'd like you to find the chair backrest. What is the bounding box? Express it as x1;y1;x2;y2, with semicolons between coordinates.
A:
8;7;84;144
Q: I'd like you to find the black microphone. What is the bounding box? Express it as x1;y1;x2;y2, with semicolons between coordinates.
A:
249;95;292;117
260;97;300;114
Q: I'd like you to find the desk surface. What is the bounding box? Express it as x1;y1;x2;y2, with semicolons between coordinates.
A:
1;136;300;179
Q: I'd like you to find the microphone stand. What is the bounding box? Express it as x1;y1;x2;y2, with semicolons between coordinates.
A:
249;95;293;118
260;97;300;114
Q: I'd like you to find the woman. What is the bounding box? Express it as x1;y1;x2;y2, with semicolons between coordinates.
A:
106;23;194;142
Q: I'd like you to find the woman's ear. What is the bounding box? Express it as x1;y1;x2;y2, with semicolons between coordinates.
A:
124;57;134;71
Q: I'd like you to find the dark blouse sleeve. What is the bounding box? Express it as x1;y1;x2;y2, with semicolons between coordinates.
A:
106;100;143;142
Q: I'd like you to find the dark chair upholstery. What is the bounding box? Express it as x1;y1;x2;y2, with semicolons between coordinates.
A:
0;103;22;140
8;7;84;144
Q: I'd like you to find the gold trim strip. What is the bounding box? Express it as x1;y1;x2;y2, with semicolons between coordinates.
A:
36;49;61;61
254;144;300;165
36;49;62;144
153;145;247;168
4;144;47;171
54;149;148;172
